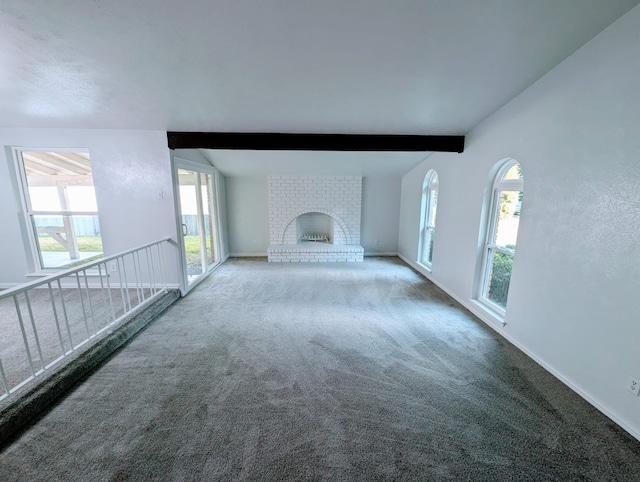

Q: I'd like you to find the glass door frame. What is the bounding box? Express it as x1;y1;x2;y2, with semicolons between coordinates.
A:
172;157;223;295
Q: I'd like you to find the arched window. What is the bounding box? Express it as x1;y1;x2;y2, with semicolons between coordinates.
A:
418;170;439;268
479;160;523;314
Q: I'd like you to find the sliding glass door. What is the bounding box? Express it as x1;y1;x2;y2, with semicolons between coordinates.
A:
200;172;219;268
175;160;221;293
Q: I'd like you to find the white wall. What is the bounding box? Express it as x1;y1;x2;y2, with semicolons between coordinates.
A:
362;177;401;255
0;129;179;286
224;174;401;256
399;6;640;439
225;176;270;256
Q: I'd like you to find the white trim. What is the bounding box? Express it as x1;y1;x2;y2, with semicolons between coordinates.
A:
30;211;99;216
172;157;224;295
415;260;432;273
11;147;104;274
400;254;503;327
178;260;223;294
172;156;219;174
398;253;640;442
229;252;268;257
476;158;523;315
13;148;43;271
418;169;439;267
365;251;398;257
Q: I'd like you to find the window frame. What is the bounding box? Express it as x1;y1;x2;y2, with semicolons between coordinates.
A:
13;147;102;273
172;156;224;295
418;169;439;270
478;160;523;316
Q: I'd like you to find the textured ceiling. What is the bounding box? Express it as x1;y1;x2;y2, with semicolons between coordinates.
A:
2;1;638;177
1;0;638;135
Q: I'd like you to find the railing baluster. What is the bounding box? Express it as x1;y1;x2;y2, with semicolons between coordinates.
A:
130;252;138;305
103;262;117;328
13;295;36;377
116;256;128;315
146;247;155;295
24;291;45;371
0;357;9;396
134;251;144;303
75;272;91;340
97;263;107;320
82;269;98;335
48;282;66;356
0;239;170;399
97;263;111;328
159;242;167;290
121;256;133;311
57;279;74;350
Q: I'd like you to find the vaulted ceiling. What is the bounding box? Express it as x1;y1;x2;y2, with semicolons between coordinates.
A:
1;1;638;177
1;0;638;136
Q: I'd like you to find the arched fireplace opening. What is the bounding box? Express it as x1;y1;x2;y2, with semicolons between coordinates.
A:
282;211;349;245
297;212;333;243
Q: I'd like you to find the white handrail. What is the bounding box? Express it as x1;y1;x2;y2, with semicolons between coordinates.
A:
0;238;173;401
0;238;172;301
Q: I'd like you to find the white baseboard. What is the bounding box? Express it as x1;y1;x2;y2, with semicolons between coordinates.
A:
229;253;268;257
229;252;399;258
229;252;400;258
397;253;640;442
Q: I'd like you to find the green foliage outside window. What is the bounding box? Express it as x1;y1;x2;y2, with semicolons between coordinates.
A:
487;245;515;308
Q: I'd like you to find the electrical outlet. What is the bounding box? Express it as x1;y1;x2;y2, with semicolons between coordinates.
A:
108;261;118;272
627;376;640;396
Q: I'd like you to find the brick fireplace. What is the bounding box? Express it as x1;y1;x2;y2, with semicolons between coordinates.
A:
267;175;364;262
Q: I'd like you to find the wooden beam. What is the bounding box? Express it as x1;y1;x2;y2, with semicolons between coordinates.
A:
167;132;465;153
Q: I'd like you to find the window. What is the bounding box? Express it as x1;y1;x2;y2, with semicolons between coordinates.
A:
418;170;439;268
479;160;523;314
15;149;103;270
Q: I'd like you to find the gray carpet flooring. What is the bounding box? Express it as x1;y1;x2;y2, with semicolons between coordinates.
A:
0;257;638;481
